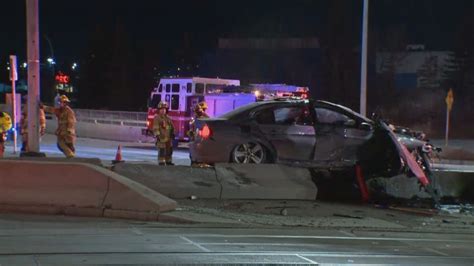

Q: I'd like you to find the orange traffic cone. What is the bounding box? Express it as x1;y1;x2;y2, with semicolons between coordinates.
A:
112;145;124;164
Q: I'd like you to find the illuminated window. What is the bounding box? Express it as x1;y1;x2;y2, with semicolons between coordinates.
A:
206;84;224;94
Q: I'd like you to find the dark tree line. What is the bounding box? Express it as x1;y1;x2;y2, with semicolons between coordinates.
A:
77;18;159;111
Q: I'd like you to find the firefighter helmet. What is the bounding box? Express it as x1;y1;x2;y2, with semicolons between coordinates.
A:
194;104;203;113
198;101;208;110
59;95;70;103
0;112;12;133
157;101;169;110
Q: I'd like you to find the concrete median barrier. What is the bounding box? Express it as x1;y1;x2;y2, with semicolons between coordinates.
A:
433;170;474;201
113;163;220;199
0;160;177;220
113;163;318;200
215;163;317;200
366;170;474;201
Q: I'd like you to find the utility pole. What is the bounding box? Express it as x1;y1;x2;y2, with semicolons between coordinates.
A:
9;55;18;154
26;0;41;153
359;0;369;117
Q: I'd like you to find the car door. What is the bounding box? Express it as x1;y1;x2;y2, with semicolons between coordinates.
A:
313;106;372;163
254;104;316;161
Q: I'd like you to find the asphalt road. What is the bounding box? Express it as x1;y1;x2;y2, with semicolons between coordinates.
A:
0;213;472;265
3;134;192;165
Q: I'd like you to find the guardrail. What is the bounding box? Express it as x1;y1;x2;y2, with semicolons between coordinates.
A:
1;104;152;142
1;104;148;127
74;109;147;127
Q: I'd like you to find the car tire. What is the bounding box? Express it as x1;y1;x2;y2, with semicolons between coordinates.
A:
231;142;267;164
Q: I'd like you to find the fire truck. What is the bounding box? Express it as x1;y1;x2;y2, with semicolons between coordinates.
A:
143;77;310;141
143;77;240;140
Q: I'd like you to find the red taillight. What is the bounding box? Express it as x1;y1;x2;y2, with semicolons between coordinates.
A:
199;124;212;139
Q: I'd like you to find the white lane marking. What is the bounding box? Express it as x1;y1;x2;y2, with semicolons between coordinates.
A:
295;254;318;264
179;234;474;243
199;243;333;247
180;236;211;252
401;238;451;257
423;247;449;257
146;252;472;260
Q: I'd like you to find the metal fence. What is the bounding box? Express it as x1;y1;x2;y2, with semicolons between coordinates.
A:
73;109;148;128
1;104;148;128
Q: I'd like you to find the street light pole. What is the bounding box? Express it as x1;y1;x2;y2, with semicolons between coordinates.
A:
359;0;369;117
26;0;41;153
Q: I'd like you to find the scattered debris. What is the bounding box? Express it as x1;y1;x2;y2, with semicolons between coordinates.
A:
333;213;363;219
190;195;197;200
265;206;299;209
438;204;474;215
280;208;288;216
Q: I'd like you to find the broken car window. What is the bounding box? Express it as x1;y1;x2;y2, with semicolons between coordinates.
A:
255;108;276;124
315;107;350;125
274;107;304;125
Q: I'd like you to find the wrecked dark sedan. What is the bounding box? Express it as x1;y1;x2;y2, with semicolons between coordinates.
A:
189;99;433;173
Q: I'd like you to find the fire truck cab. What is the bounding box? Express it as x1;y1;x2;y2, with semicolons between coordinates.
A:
144;77;240;140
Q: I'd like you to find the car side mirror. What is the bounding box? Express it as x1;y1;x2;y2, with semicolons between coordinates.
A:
343;119;356;127
360;122;372;131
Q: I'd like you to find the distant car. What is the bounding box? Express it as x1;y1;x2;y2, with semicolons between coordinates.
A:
189;99;426;169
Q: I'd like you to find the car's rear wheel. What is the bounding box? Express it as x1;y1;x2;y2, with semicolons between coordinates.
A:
231;142;266;164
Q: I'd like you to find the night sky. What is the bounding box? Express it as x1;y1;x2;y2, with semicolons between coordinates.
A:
1;0;472;64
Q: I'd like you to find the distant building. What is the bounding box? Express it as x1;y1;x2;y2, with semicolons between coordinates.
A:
376;45;450;90
199;37;322;96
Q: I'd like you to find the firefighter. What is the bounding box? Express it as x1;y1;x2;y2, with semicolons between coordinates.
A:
153;101;175;165
187;101;209;140
20;101;46;152
43;95;76;158
0;111;12;157
196;101;209;118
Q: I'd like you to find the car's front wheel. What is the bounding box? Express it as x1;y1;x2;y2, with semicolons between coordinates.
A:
231;142;266;164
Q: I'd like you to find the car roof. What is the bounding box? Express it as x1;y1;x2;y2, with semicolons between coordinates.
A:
254;99;373;123
219;98;373;123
